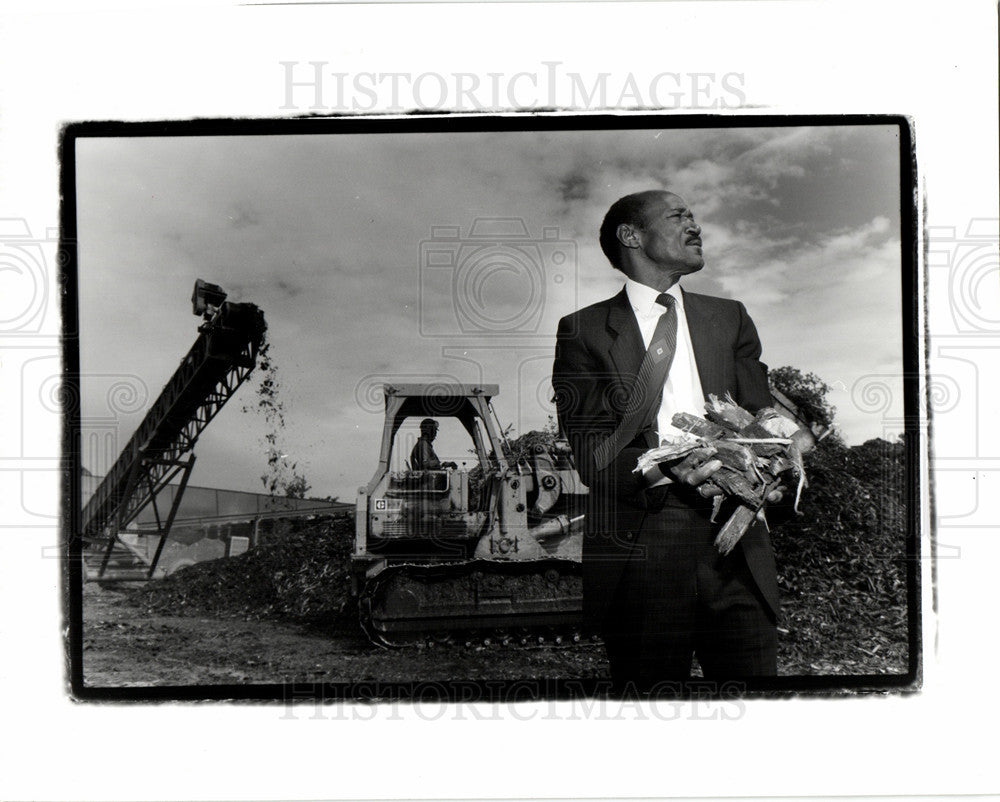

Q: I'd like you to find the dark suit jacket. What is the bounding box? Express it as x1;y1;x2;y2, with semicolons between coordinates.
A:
552;286;778;625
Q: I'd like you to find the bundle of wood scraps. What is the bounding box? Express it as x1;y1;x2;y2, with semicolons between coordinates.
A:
635;394;819;555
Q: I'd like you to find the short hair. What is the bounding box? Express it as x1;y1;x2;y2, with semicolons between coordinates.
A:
599;190;666;271
419;418;438;432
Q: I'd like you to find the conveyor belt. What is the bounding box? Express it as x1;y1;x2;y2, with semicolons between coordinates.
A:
80;302;266;574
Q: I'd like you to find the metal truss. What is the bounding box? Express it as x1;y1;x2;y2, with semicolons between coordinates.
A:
81;302;265;578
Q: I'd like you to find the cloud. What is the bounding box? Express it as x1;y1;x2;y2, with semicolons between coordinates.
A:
558;171;590;203
709;215;898;305
75;126;905;498
227;202;260;230
688;213;903;444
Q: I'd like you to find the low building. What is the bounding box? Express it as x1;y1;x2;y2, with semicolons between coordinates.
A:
82;470;353;578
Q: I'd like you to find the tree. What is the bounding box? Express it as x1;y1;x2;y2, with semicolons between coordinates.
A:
283;472;312;499
769;365;838;432
500;416;561;465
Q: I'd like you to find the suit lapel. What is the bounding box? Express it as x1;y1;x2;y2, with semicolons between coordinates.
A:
606;287;645;382
682;288;723;399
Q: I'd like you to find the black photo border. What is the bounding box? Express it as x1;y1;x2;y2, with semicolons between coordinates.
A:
61;112;921;702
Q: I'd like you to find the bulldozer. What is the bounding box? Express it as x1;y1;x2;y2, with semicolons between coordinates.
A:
351;383;586;646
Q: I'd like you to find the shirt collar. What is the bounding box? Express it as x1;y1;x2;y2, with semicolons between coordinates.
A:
624;276;684;316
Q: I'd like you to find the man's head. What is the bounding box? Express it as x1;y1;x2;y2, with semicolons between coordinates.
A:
599;190;704;288
419;418;439;440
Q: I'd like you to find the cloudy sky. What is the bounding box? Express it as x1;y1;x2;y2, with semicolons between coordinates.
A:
74;122;904;500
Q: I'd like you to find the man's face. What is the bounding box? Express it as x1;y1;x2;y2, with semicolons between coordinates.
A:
421;425;438;441
632;192;704;275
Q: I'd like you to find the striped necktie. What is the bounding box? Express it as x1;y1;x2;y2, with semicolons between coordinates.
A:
594;292;678;471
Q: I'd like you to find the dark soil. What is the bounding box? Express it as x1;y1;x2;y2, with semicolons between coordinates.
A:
82;581;609;688
127;514;358;629
81;500;910;688
772;438;911;675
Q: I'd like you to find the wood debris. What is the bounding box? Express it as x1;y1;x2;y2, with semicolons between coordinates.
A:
129;514;357;629
636;394;817;554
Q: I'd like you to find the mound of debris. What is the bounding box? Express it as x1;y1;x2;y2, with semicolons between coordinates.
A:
773;437;909;673
128;514;358;630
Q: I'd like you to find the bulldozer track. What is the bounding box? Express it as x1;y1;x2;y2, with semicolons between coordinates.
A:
359;557;584;648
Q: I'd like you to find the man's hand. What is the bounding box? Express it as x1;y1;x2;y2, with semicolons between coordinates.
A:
755;483;789;522
667;453;789;504
668;449;724;497
764;485;787;504
643;447;791;511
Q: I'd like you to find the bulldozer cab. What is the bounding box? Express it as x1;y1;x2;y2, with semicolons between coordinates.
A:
385;415;484;516
363;383;506;491
356;384;508;554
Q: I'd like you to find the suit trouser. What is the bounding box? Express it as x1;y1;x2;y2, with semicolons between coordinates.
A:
602;498;777;688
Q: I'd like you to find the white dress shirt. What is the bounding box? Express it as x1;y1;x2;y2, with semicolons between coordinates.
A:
623;277;707;442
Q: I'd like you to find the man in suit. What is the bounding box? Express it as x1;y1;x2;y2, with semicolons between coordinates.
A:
552;189;783;690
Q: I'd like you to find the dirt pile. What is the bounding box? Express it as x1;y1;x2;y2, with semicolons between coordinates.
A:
129;514;357;630
773;437;909;672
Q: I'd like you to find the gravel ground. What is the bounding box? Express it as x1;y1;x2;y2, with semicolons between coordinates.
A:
80;582;909;690
81;581;610;688
79;508;910;689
